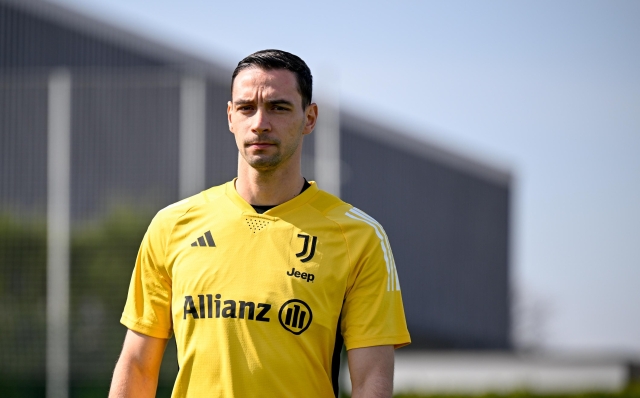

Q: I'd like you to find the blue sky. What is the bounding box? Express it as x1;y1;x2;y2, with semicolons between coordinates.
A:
50;0;640;353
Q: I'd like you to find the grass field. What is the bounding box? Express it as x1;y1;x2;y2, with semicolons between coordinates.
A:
0;381;638;398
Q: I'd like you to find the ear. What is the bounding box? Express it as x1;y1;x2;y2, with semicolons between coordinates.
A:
227;101;234;133
302;103;318;136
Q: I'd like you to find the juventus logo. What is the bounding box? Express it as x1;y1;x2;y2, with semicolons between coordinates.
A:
296;234;317;263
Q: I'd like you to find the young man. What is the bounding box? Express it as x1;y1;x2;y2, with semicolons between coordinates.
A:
109;49;410;398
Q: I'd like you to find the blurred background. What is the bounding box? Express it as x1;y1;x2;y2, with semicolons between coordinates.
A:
1;0;638;397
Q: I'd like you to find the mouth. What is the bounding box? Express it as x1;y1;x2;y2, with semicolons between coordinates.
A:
246;141;277;150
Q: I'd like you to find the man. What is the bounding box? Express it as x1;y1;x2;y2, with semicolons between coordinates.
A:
109;49;410;398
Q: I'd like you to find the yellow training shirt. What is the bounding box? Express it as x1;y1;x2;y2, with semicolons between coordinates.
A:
121;180;410;398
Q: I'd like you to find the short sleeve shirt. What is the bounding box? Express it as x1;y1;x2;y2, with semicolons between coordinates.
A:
121;180;410;398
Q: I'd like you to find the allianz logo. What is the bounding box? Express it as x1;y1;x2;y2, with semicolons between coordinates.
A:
183;294;271;322
182;294;313;335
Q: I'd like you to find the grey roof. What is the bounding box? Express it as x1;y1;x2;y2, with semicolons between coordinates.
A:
1;0;231;78
342;112;512;186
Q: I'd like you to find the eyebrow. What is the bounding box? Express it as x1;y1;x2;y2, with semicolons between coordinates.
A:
266;99;294;107
233;98;295;107
233;99;254;106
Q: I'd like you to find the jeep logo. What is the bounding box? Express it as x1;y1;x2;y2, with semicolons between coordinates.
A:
278;299;312;335
286;267;314;282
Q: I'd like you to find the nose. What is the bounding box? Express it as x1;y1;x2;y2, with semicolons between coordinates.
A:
251;108;271;134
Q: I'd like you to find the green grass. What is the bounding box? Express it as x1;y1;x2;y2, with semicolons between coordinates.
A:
0;381;638;398
388;383;640;398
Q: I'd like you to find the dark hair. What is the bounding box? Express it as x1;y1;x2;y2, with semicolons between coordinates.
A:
231;49;313;108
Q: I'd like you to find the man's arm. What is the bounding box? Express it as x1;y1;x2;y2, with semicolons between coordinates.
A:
347;345;395;398
109;329;169;398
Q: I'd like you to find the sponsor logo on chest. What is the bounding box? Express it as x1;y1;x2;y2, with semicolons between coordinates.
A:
286;267;314;282
182;294;313;335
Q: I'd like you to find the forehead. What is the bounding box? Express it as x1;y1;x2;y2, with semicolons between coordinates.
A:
232;68;301;101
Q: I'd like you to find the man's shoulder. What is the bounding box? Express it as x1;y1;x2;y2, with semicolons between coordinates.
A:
309;189;385;237
153;183;228;226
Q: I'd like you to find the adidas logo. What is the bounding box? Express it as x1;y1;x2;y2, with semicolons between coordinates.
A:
191;231;216;247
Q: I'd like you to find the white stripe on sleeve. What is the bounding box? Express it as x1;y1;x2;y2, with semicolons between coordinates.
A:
345;207;399;291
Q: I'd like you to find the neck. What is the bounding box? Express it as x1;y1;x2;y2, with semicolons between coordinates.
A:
235;155;305;206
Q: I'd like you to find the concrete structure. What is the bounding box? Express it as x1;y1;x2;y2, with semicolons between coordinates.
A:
341;353;636;394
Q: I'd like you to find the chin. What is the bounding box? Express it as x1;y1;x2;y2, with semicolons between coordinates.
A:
246;156;282;170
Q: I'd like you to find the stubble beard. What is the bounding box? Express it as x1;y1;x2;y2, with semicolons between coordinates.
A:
242;136;302;172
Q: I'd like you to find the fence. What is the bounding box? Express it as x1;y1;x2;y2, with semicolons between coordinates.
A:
0;67;306;395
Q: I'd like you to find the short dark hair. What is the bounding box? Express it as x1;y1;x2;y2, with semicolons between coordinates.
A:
231;49;313;108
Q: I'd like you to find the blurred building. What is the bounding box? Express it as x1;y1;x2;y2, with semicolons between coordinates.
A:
345;352;634;395
0;0;510;391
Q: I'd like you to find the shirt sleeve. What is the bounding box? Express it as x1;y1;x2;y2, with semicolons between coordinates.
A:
120;211;173;339
340;208;411;350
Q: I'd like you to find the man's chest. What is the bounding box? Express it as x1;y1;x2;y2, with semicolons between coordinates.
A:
166;212;350;332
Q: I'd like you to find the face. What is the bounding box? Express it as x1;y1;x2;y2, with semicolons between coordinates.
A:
228;67;317;172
